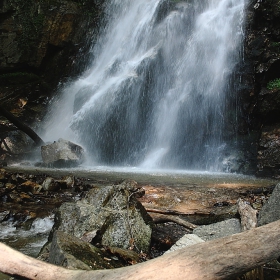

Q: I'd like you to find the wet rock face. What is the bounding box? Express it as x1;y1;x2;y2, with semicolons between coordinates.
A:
257;128;280;177
243;0;280;176
0;1;105;163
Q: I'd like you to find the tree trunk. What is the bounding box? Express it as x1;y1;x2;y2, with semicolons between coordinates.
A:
0;105;44;146
1;220;280;280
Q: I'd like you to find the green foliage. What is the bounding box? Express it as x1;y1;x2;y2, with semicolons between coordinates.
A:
0;72;40;86
267;78;280;90
271;41;280;47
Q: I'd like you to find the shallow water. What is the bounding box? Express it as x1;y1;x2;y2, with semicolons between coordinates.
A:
0;216;54;257
0;216;54;280
7;165;277;187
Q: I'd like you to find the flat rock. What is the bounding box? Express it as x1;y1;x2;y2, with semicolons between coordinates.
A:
193;218;241;241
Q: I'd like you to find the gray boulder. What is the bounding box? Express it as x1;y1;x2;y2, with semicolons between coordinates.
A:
193;218;241;241
41;138;84;167
258;183;280;226
50;181;153;253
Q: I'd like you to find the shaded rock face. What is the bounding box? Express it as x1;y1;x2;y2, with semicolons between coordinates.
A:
258;128;280;176
50;181;153;254
242;0;280;176
0;0;104;85
0;0;104;164
41;138;85;167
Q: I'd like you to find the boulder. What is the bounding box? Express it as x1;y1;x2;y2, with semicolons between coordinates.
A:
193;218;241;241
41;139;84;168
49;181;153;254
258;183;280;226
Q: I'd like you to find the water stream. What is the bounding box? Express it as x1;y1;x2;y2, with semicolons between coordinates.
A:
43;0;247;171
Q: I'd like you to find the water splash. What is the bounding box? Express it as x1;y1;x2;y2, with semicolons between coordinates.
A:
44;0;247;171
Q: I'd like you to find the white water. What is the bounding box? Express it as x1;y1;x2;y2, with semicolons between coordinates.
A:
43;0;247;171
0;216;54;257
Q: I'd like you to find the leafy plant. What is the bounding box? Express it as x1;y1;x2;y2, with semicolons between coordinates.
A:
267;78;280;90
271;41;280;48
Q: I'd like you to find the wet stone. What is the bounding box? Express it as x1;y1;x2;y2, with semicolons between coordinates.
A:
5;183;16;190
20;181;42;194
42;177;57;191
0;210;10;222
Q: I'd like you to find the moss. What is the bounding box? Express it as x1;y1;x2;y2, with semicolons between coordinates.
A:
271;41;280;48
267;78;280;90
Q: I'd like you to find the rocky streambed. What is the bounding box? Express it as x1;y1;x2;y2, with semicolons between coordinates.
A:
0;166;280;279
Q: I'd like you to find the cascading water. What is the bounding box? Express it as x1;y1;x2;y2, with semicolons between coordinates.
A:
44;0;247;171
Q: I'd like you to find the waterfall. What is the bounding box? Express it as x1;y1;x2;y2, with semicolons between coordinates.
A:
44;0;247;171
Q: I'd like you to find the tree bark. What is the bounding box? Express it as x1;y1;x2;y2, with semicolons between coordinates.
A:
0;105;44;146
1;220;280;280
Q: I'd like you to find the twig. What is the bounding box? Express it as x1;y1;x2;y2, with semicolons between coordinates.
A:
150;213;197;230
146;208;211;216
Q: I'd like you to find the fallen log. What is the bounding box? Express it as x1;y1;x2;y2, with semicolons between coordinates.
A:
1;219;280;280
